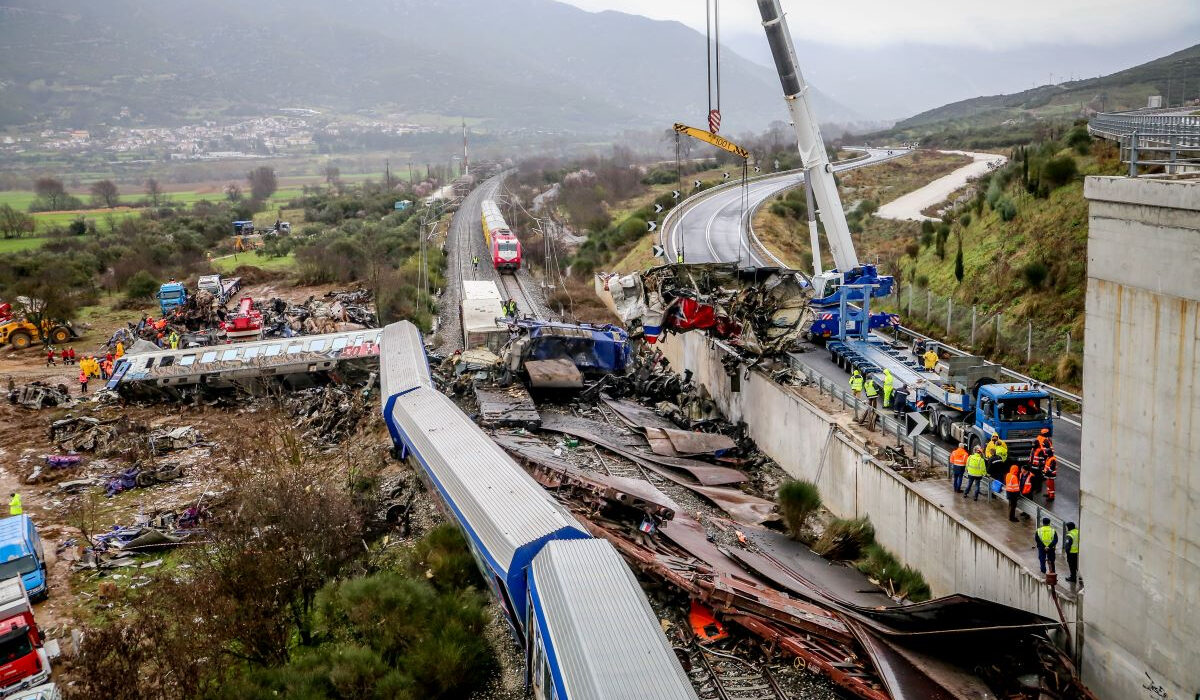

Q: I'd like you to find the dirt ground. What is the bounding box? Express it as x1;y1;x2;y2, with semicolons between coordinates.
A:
0;279;375;650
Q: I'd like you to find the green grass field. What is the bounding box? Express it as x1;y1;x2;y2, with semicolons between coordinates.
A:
0;236;53;253
210;251;298;274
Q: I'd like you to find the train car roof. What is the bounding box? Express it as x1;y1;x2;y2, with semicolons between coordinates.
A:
380;322;431;398
384;385;589;604
462;280;503;301
530;539;698;700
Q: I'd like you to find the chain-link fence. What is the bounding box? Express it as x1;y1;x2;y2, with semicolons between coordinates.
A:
875;283;1083;390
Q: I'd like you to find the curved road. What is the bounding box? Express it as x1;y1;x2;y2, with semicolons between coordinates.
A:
661;147;1082;521
665;148;910;265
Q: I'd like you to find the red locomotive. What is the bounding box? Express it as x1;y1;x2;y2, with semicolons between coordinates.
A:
480;199;522;271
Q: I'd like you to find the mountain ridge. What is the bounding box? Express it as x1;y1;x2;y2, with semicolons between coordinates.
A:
0;0;861;132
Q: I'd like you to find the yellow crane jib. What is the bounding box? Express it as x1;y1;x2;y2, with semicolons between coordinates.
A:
672;123;749;160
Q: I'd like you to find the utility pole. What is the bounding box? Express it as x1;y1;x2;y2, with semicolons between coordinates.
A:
462;118;469;176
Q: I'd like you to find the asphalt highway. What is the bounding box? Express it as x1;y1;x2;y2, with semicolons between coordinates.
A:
664;148;910;265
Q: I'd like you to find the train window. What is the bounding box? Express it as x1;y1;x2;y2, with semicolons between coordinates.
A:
243;347;261;360
353;335;365;346
309;339;326;352
286;343;303;354
200;351;217;364
541;662;554;700
179;355;196;366
159;356;174;367
221;348;239;361
331;337;348;352
142;357;155;369
265;344;282;357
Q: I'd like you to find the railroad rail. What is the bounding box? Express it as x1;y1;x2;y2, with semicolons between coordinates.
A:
499;272;537;318
682;644;790;700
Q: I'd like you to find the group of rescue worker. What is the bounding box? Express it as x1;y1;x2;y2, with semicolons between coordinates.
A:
948;429;1078;583
847;368;895;411
75;350;121;394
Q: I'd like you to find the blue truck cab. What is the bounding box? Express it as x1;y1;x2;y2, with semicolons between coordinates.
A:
156;281;188;315
0;516;47;601
968;383;1053;461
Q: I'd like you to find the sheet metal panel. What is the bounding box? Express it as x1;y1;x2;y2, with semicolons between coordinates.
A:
387;386;586;575
530;539;697;700
381;321;431;398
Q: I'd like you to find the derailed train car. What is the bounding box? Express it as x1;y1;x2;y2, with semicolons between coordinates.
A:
380;321;696;700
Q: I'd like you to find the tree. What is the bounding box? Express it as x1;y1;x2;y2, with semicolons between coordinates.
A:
1041;155;1078;189
33;177;67;210
145;178;164;207
90;179;120;208
0;204;34;239
954;234;964;283
125;270;159;300
247;166;278;202
224;182;243;203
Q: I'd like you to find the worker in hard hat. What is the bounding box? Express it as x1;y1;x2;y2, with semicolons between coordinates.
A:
848;369;863;397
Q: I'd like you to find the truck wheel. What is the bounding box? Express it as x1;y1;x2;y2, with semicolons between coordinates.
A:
8;330;31;350
49;326;71;344
938;416;952;442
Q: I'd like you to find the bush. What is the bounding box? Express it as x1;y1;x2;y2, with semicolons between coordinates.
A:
1041;155;1078;189
904;242;920;259
814;517;875;560
777;480;821;540
920;219;935;235
997;198;1018;222
857;543;931;601
959;213;971;227
1066;126;1092;155
916;274;930;288
1022;261;1049;288
124;269;160;299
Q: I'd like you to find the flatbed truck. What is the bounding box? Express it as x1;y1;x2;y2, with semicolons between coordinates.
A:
827;336;1052;462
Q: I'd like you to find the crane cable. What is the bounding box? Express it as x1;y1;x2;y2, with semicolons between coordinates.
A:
705;0;721;126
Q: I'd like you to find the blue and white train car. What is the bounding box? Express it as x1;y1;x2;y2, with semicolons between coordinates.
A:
527;539;696;700
382;322;591;633
381;321;697;700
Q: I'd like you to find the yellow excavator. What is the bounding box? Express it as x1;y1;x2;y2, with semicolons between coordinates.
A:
0;317;80;349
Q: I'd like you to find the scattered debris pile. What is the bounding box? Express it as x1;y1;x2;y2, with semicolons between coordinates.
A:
50;416;131;453
601;263;812;356
8;381;76;409
74;504;211;570
262;288;377;337
285;383;374;444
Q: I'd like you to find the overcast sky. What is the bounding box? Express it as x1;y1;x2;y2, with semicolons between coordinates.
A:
558;0;1200;51
558;0;1200;119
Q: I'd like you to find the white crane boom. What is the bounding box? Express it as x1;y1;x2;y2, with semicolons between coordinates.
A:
756;0;859;274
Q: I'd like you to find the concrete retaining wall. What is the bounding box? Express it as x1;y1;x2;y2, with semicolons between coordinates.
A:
657;331;1076;623
1081;175;1200;700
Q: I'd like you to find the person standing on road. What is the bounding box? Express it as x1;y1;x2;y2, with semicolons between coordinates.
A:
848;369;863;397
78;368;89;395
1036;518;1058;575
8;492;20;516
923;347;939;371
882;369;894;410
67;346;76;365
949;443;969;493
1063;522;1079;583
985;433;1009;478
963;446;987;501
1043;450;1058;501
46;347;56;366
472;254;479;273
1004;465;1021;522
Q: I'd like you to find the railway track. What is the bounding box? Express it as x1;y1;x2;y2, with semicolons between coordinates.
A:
499;271;537;317
681;644;790;700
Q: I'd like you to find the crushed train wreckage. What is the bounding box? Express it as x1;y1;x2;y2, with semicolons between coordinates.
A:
598;263;813;356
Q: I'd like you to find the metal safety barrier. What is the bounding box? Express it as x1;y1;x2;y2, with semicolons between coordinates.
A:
1088;109;1200;177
